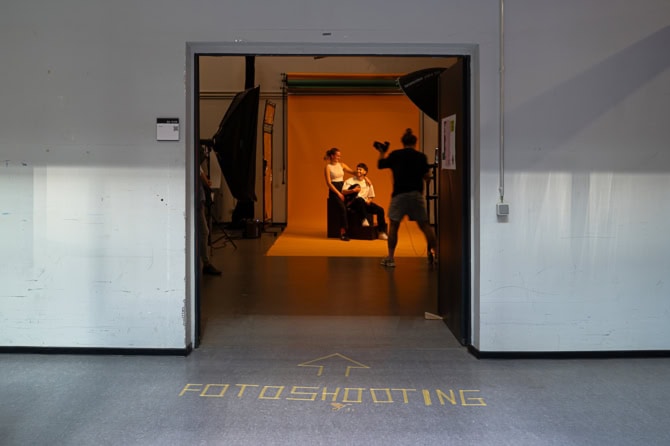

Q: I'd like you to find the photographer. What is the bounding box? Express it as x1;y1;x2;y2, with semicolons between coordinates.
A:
376;128;437;268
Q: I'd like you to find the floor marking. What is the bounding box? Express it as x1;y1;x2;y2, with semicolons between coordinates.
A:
298;353;370;377
179;383;488;407
331;403;351;411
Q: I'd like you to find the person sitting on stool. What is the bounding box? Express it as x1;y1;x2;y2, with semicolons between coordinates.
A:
343;163;389;240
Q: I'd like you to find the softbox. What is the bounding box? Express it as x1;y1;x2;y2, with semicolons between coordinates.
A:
397;68;446;122
211;86;260;202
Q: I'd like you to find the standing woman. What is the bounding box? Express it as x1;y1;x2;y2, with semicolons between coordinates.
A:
324;147;356;241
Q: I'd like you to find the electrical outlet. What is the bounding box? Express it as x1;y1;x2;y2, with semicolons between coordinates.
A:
496;202;509;216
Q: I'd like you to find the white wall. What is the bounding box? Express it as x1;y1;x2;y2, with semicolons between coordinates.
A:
1;0;668;352
479;1;670;351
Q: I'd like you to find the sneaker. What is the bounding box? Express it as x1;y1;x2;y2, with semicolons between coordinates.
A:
361;219;370;227
378;232;388;240
340;234;350;241
380;257;395;267
427;252;437;266
202;263;222;276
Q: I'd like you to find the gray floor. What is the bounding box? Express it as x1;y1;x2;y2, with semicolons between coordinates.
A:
2;229;670;445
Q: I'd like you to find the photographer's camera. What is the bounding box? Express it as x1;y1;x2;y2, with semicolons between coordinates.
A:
373;141;390;153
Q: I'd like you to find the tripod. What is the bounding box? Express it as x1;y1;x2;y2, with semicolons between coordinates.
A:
206;193;237;251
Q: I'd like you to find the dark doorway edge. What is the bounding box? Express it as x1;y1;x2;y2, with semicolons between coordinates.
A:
0;344;192;357
468;345;670;359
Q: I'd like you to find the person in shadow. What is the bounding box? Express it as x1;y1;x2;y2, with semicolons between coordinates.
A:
343;162;389;240
198;146;222;276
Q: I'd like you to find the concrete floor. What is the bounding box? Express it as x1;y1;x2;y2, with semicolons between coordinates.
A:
2;229;670;445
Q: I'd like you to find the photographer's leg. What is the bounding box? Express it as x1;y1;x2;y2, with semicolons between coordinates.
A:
382;195;401;266
417;220;437;264
387;220;400;258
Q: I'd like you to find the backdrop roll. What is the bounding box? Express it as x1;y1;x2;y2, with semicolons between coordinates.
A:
287;94;420;232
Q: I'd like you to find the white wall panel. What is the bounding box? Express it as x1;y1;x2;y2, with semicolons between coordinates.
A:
476;0;670;351
1;0;668;351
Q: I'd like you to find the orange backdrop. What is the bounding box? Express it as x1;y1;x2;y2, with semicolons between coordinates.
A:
287;95;420;231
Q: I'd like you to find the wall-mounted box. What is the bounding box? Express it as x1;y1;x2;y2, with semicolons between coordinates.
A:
157;118;179;141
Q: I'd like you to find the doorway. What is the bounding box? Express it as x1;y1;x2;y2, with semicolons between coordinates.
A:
187;44;477;349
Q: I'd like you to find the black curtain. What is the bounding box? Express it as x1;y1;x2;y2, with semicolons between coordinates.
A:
397;67;446;122
211;86;260;203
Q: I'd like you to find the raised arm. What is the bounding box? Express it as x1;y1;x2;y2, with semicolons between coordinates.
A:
341;162;355;175
377;149;391;169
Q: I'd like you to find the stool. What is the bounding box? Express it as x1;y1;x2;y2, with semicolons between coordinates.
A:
327;198;378;240
347;211;378;240
327;197;343;238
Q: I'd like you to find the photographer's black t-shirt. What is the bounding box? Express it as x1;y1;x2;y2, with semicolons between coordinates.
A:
378;148;429;197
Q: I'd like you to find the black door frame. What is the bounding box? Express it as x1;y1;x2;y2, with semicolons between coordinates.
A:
437;57;471;345
186;43;478;349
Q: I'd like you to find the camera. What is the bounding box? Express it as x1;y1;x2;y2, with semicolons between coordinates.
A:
373;140;390;153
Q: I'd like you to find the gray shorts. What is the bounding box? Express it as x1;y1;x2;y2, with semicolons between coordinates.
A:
388;191;428;222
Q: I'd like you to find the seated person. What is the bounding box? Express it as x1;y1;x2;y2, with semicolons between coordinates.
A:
343;163;389;240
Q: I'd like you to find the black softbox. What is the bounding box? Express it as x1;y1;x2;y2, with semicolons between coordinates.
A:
211;86;260;202
397;68;446;122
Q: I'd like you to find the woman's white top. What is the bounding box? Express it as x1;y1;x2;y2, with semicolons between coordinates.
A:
327;163;344;182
